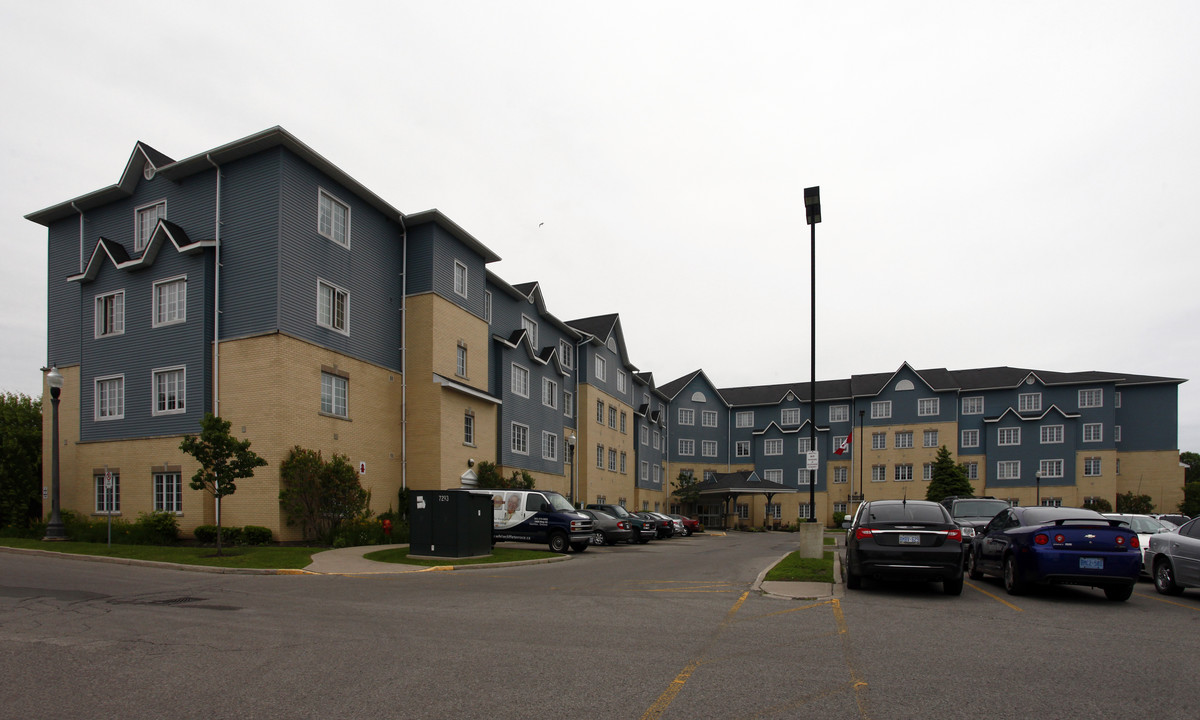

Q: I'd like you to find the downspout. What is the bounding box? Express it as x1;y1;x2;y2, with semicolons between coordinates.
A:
399;213;408;491
206;155;221;418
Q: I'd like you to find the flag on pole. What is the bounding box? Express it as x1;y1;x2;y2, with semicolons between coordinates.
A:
834;431;852;455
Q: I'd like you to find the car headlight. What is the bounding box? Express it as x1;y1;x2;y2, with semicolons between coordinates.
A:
961;527;976;538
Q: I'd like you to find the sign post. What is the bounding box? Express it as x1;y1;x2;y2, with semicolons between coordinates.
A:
104;468;113;547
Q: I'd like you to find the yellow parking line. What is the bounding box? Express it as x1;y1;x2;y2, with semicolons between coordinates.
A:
1135;591;1200;611
966;581;1023;611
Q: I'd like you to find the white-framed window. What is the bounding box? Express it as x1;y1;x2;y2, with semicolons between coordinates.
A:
736;411;754;428
833;502;848;514
152;276;186;327
95;375;124;420
965;462;978;480
766;503;782;520
829;405;849;423
872;432;886;450
321;371;348;417
1114;425;1122;442
652;430;661;450
923;430;938;448
1040;425;1063;444
542;378;558;409
608;448;617;471
620;411;627;434
764;469;783;484
702;440;718;457
1083;423;1103;442
918;398;939;416
736;503;750;520
997;460;1021;480
895;464;914;482
154;472;182;513
1019;393;1041;413
318;189;350;248
95;290;125;338
962;396;984;415
317;279;349;334
798;437;812;453
464;410;475;446
484;291;492;322
961;429;979;448
871;465;886;482
640;461;649;481
456;343;468;378
702;410;718;428
1040;497;1063;508
608;406;617;429
152;366;186;415
781;408;801;425
895;431;914;449
596;400;605;423
1114;392;1121;409
735;440;750;457
797;504;812;520
998;427;1020;446
95;472;120;513
620;451;627;474
542;431;558;461
564;390;574;418
923;463;933;481
596;444;604;468
511;363;530;398
521;315;538;347
1039;459;1064;479
559;339;573;369
135;200;166;252
453;260;468;298
653;465;661;485
595;354;607;381
511;423;529;455
1084;457;1102;476
764;438;783;455
871;401;891;419
679;439;695;456
617;370;627;393
1079;389;1103;408
641;426;649;446
797;468;811;486
833;467;848;484
679;408;694;425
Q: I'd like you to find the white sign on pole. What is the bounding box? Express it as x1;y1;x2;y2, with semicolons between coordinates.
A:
104;470;114;489
805;450;820;470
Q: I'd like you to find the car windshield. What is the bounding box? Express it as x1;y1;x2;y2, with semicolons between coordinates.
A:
544;492;576;512
608;505;631;518
951;500;1010;519
867;504;946;523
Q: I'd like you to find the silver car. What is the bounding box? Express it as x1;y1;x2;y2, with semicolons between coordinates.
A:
1146;517;1200;595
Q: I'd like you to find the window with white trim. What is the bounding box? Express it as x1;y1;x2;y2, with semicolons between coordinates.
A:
596;444;604;468
871;401;891;419
679;439;695;456
962;396;983;415
965;462;978;480
559;339;572;369
998;427;1020;446
781;408;801;425
135;200;166;252
318;189;350;248
596;400;604;423
620;411;627;434
797;504;812;520
923;463;933;481
456;343;468;378
620;451;627;474
764;469;783;484
1039;459;1063;478
997;460;1021;480
511;364;530;398
511;423;529;455
798;437;811;453
921;430;937;448
798;469;810;486
640;461;649;481
95;375;124;420
1114;392;1121;408
895;431;913;449
702;410;718;428
608;448;617;471
1084;457;1102;476
1040;425;1063;444
152;367;185;415
608;406;617;429
702;440;717;457
95;291;125;338
641;426;649;446
735;440;750;457
564;390;573;418
1083;423;1102;442
961;429;979;448
453;261;468;298
617;370;627;394
464;410;475;446
95;472;120;513
833;466;847;484
679;408;694;425
918;398;939;416
152;276;186;327
154;472;182;513
1079;389;1103;408
652;464;661;485
594;354;606;381
895;464;913;481
764;438;783;455
321;371;348;417
542;431;558;461
833;502;847;514
766;503;782;520
521;315;538;347
484;291;492;322
1114;425;1122;442
872;432;886;450
871;465;886;482
829;405;849;423
1018;393;1041;412
542;378;558;408
317;280;349;333
736;411;754;428
653;430;661;449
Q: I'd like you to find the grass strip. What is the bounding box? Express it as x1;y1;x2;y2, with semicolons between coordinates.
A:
0;538;320;569
362;546;559;566
763;550;835;583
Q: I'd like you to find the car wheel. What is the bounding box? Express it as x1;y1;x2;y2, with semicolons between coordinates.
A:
592;530;607;546
1155;558;1184;595
943;575;964;596
549;531;569;554
1003;554;1026;595
570;542;589;553
1104;584;1133;602
683;528;692;537
967;550;984;580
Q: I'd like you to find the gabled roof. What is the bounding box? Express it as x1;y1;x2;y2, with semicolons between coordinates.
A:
487;273;580;340
492;328;568;375
983;404;1081;424
567;313;637;371
752;419;828;436
694;471;800;495
68;220;214;282
720;377;851;406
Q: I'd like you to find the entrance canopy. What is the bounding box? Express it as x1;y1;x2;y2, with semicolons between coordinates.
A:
693;471;801;528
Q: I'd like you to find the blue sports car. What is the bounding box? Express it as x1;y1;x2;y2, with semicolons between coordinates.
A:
967;506;1141;601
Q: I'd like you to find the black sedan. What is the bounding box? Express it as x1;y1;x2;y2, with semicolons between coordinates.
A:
843;499;964;595
967;506;1141;601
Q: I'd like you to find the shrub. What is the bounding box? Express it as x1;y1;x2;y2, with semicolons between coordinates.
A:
832;511;847;529
242;525;274;545
194;524;242;546
131;511;180;545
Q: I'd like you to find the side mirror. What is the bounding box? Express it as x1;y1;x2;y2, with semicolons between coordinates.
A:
841;521;852;529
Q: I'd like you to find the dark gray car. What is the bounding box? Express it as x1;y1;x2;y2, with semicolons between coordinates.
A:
578;509;634;546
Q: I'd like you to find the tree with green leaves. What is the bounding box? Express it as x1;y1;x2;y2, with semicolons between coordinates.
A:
473;461;535;489
278;446;371;544
671;471;701;507
1116;491;1154;514
1181;452;1200;485
924;446;974;504
1179;481;1200;517
179;413;267;555
0;392;42;529
1082;497;1113;513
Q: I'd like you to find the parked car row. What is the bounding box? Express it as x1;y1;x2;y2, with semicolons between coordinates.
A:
584;504;698;545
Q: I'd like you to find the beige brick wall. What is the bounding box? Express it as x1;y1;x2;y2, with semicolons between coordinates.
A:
1116;450;1185;512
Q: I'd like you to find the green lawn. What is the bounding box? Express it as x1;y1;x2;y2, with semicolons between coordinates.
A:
0;538;321;569
363;546;559;566
763;550;836;583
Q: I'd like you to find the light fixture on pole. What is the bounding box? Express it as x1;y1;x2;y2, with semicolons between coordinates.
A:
43;366;67;541
567;431;577;507
804;186;821;523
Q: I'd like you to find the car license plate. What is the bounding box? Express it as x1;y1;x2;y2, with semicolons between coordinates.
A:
1080;557;1104;570
899;534;920;545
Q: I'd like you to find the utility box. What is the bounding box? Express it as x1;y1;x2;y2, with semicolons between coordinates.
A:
408;489;492;558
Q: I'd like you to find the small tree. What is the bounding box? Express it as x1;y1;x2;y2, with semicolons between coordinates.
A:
1082;497;1114;513
279;447;372;544
0;392;42;529
671;472;701;509
1116;491;1154;514
180;413;267;555
1179;482;1200;517
925;446;973;503
1181;452;1200;485
474;462;535;490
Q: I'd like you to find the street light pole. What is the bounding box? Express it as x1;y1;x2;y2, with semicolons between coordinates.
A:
43;366;66;540
567;432;577;507
1036;471;1041;506
804;186;821;523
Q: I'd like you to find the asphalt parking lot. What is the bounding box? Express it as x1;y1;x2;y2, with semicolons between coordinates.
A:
3;533;1198;720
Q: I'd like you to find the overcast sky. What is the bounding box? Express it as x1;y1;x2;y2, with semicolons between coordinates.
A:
4;1;1198;450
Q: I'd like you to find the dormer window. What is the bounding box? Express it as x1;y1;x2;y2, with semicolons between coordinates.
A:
135;200;166;252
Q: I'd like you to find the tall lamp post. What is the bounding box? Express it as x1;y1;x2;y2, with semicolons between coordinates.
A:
43;366;67;540
804;186;821;522
567;432;577;507
1035;471;1041;506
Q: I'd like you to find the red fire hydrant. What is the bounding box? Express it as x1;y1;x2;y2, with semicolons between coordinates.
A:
382;518;393;543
